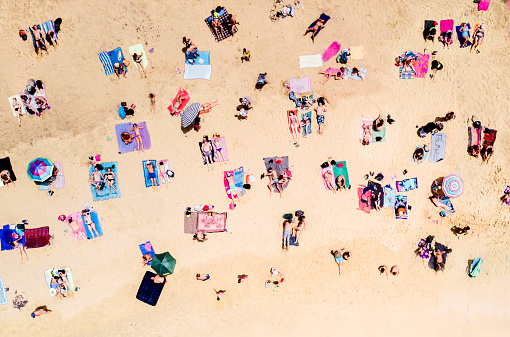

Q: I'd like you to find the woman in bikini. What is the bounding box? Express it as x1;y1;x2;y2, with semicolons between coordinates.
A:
130;123;144;152
103;167;118;194
212;135;226;165
58;270;73;296
12;97;23;127
471;23;485;52
132;53;146;78
68;217;87;244
336;174;346;191
288;110;300;146
323;169;336;193
149;93;156;114
82;210;100;238
211;17;225;40
200;101;219;113
321;68;344;85
241;48;250;63
361;121;372;146
291;215;305;244
158;161;167;185
459;23;470;48
171;93;190;115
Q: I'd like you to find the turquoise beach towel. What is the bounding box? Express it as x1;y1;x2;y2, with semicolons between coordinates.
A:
469;257;483;277
89;162;121;201
142;160;160;188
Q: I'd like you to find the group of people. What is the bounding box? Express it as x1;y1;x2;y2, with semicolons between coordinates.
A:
49;269;73;299
282;211;306;249
209;6;239;40
89;165;118;194
28;20;60;55
201;134;227;170
264;168;292;198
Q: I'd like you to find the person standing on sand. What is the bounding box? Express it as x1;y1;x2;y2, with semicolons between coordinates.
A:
282;219;292;250
331;249;350;275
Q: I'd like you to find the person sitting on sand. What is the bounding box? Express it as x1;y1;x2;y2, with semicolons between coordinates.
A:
303;17;326;44
481;145;494;164
324;169;336;193
413;145;429;163
331;249;350;275
241;48;250;63
151;275;166;284
351;67;363;80
471;23;485;52
291;216;305;244
121;132;134;145
459;23;470;48
142;254;152;267
202;136;214;171
418;122;443;138
282;219;292;250
430;60;444;80
264;168;282;197
103;167;118;194
68;218;87;244
226;14;239;35
373;113;385;131
89;166;104;192
130;123;144;152
113;62;127;78
288;110;300;146
81;210;100;238
193;231;208;242
31;306;52;318
0;169;14;187
438;30;453;49
196;273;210;281
211;17;225;39
390;266;399;276
132;52;146;78
10;236;28;262
46;30;58;47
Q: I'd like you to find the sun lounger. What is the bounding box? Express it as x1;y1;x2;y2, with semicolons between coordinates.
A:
332;161;350;189
429;133;446;163
456;24;472;47
115;122;152;154
299;54;323;68
263;156;291;192
395;195;408;219
396;178;418;192
289;77;312;94
0;278;6;305
357;185;371;213
24;226;51;249
469;257;483;277
89;162;121;201
196;211;227;233
142;160;160;188
168;88;191;116
44;268;74;296
1;225;24;251
204;9;237;42
383;185;395;209
136;271;165;306
139;241;155;265
322;42;341;62
81;211;103;239
0;157;16;187
128;44;148;68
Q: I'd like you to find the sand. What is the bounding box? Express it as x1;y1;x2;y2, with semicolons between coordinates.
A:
1;0;510;336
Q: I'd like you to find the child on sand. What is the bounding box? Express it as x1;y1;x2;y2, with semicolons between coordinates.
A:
241;48;250;62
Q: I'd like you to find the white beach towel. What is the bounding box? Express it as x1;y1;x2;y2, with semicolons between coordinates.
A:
128;44;148;68
184;64;212;80
7;95;26;117
299;54;323;68
349;46;365;60
54;162;65;189
289;77;312;94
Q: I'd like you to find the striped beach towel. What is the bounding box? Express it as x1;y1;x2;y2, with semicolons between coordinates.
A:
42;20;58;39
399;52;414;79
99;51;114;75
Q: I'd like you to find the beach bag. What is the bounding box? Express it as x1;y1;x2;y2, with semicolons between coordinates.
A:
19;30;28;41
337;50;349;64
123;59;130;67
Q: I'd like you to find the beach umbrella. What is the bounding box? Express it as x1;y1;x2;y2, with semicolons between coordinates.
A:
442;174;463;198
151;252;176;276
27;157;54;182
181;102;201;128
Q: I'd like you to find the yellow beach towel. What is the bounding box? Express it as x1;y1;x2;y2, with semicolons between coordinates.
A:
349;46;365;60
128;44;148;68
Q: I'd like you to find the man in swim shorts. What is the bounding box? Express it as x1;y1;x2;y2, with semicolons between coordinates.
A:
146;162;158;188
89;166;103;192
264;168;282;197
282;219;292;250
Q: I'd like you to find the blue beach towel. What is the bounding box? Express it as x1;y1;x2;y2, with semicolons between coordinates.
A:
139;241;155;265
308;13;330;36
396;178;418;192
290;236;299;246
136;271;165;306
429;133;446;163
81;211;103;239
108;47;127;71
1;225;24;251
99;51;114;75
384;185;396;209
42;20;58;39
395;195;408;219
469;257;483;277
185;51;210;65
142;160;160;188
456;24;472;47
233;166;246;197
0;278;6;305
89;162;121;201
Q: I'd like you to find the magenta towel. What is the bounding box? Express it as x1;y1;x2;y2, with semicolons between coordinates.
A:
440;20;454;33
414;53;430;78
322;42;341;62
478;0;490;11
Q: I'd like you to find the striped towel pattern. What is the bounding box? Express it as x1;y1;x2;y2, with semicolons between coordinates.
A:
399;53;414;79
99;51;114;75
54;162;65;189
42;20;58;39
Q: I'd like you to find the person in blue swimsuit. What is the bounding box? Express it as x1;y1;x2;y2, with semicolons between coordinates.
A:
331;249;350;275
460;23;470;48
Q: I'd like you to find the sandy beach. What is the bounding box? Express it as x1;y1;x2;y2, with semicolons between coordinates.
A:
1;0;510;336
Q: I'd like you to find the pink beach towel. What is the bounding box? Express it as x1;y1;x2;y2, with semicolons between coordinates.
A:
413;53;430;78
66;212;87;242
54;162;65;189
322;166;335;191
224;170;235;200
167;87;191;116
357;186;371;213
478;0;490;11
213;137;229;162
360;118;373;145
289;77;312;94
440;20;454;45
322;42;341;62
196;211;227;233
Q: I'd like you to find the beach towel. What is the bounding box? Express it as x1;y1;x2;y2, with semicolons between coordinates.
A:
184;64;212;80
42;20;58;39
332;161;350;189
383;186;396;209
7;95;26;117
357;186;371;213
53;162;65;189
24;226;50;249
204;9;237;42
185;51;210;65
440;20;454;45
289;77;312;94
128;44;148;68
168;88;191;116
213;137;229;163
343;67;367;80
136;271;165;306
108;47;127;71
429;242;449;270
372;118;386;143
396;178;418;192
81;211;103;239
263;156;291;192
301;112;312;136
456;24;472;47
413;53;429;78
469;257;483;277
196;212;227;233
99;51;114;75
139;241;155;265
369;181;384;209
288;110;301;134
424;20;436;40
89;162;121;201
0;278;6;305
299;54;323;68
289;235;299;246
417;238;431;259
142;160;160;188
0;157;16;187
349;46;365;60
66;212;87;242
360;118;373;145
429;133;446;163
395;195;408;219
321;166;335;191
399;52;414;79
184;211;198;234
412;146;429;164
44;268;74;296
115;122;151;153
0;225;24;251
322;42;341;62
308;13;330;37
478;0;490;11
482;128;497;147
432;196;455;214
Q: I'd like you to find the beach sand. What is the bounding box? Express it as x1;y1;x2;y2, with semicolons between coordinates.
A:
1;0;510;336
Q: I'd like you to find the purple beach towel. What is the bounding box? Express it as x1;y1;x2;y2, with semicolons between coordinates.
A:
115;122;152;154
322;42;341;62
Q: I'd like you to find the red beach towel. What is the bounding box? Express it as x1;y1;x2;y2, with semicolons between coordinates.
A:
24;226;51;249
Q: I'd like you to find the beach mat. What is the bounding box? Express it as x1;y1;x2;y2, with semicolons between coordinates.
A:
99;51;114;75
0;157;16;186
142;160;160;188
128;44;148;68
168;88;190;116
89;162;121;201
115;122;151;154
357;185;371;213
322;42;341;62
299;54;323;68
369;182;384;209
372;118;386;143
196;211;227;233
213;137;229;162
263;156;290;192
204;9;237;42
384;186;396;209
396;178;418;192
44;268;74;296
414;53;429;78
184;211;198;234
7;95;26;117
469;257;483;277
349;46;365;60
136;271;165;306
184;64;212;80
429;133;446;163
478;0;490;11
66;212;87;242
81;211;103;239
440;20;454;45
53;162;65;189
456;24;472;47
332;161;350;189
185;51;210;65
482;128;497;147
139;241;155;265
395;195;408;219
1;225;24;251
0;278;6;305
289;77;312;94
24;226;50;249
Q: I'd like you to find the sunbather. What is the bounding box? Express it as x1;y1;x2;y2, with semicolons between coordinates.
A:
196;274;210;281
291;215;305;244
142;254;152;266
320;68;344;84
146;161;158;188
278;170;292;194
331;249;350;275
424;22;437;42
351;67;362;80
214;289;226;301
434;249;451;272
132;52;146;78
402;56;416;74
151;275;166;284
315;99;327;134
371;192;381;211
361;121;371;146
282;219;292;250
50;276;64;299
374;113;385;131
89;166;104;192
11;97;23;127
418;122;443;138
430;60;443;80
30;25;48;54
103;167;118;194
46;30;58;47
303;17;326;44
211;17;225;40
481;145;493;163
468;144;480;157
289;110;299;146
68;217;87;244
202;136;214;170
193;231;208;242
241;48;250;62
471;23;485;52
453;226;471;238
212;135;226;164
200;101;219;113
336;174;346;191
413;145;429;163
226;14;239;35
114;62;127;78
0;170;14;187
31;306;52;318
264;168;282;197
130;123;144;152
459;23;470;48
58;270;73;296
10;236;28;262
444;111;455;121
225;172;240;204
121;132;134;145
82;210;100;237
323;169;336;193
438;30;453;49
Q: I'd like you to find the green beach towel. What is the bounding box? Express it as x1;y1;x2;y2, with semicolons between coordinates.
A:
469;257;483;277
372;118;386;143
128;44;148;68
332;161;350;188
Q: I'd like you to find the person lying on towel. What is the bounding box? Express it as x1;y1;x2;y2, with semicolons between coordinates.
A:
121;132;134;144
